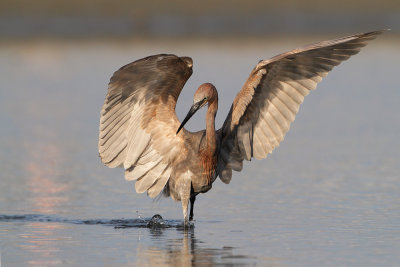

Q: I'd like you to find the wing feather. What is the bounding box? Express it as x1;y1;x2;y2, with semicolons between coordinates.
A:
218;30;385;183
135;162;169;193
99;54;193;197
147;167;173;198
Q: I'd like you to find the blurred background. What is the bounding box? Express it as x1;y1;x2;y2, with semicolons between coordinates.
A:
1;1;399;266
0;0;399;38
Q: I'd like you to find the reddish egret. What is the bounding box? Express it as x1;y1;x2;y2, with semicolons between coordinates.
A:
99;31;384;226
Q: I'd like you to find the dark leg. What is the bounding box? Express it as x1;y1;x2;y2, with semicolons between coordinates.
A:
189;195;196;221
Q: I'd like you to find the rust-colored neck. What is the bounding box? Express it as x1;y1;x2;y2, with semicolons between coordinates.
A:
205;98;218;152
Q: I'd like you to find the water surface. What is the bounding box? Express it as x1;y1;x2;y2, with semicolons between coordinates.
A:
0;37;399;266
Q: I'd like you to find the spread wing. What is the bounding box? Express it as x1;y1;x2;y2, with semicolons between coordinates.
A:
217;30;384;184
98;54;193;197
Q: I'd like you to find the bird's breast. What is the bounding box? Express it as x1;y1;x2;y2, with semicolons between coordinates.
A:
191;149;217;193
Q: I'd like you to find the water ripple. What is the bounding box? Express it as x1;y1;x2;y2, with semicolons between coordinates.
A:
0;214;185;229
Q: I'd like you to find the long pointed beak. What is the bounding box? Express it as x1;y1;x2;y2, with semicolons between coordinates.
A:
176;100;205;134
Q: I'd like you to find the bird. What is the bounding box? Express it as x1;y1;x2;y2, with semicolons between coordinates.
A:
98;30;384;226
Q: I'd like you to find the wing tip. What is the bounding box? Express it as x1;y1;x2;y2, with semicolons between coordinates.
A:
180;56;193;68
355;29;388;40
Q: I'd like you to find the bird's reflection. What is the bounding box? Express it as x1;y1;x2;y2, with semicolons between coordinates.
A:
136;226;248;266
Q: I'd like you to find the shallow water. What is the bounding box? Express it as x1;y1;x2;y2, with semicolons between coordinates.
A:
0;37;399;266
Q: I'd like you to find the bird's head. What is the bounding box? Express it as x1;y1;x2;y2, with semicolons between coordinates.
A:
177;83;218;134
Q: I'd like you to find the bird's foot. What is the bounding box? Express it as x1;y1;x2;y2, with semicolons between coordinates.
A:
182;220;194;230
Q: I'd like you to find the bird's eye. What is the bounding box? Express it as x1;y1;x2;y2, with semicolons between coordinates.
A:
203;97;207;101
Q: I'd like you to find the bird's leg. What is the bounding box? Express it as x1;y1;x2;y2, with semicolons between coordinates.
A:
180;176;191;227
189;195;196;221
181;195;189;227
